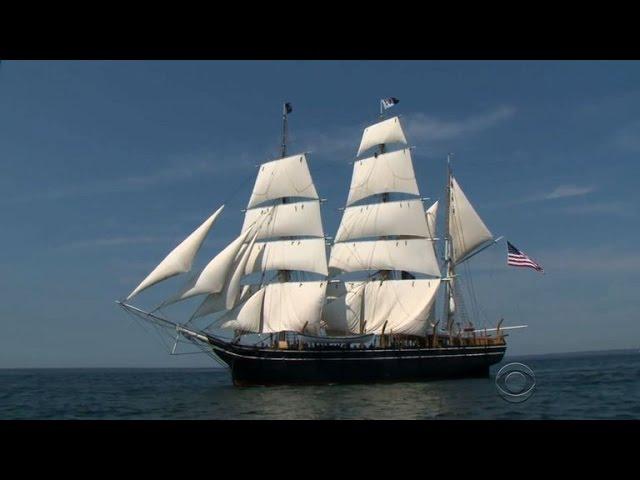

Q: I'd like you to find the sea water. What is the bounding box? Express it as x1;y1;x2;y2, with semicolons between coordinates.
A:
1;350;638;419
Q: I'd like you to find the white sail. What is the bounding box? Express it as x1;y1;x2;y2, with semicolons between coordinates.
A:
225;231;259;309
262;281;327;334
188;245;252;320
424;201;440;275
192;292;226;321
363;279;441;335
247;154;319;209
329;238;441;277
162;228;254;306
219;287;266;332
334;199;429;242
322;281;365;335
357;116;408;157
244;239;329;276
241;200;324;240
126;205;224;300
191;283;256;320
425;201;438;239
346;149;419;206
449;176;493;263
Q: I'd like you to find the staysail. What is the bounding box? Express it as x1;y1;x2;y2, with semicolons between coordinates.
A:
161;227;254;306
448;176;493;264
126;205;224;300
225;230;259;309
192;283;257;321
219;286;266;332
425;201;438;239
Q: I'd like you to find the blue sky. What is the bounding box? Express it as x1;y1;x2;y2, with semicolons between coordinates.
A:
1;60;639;368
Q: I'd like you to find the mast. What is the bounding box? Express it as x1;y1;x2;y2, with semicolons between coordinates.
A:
326;103;442;337
370;125;389;328
126;103;328;338
378;100;390;278
378;141;391;280
443;154;454;336
279;102;291;283
281;102;291;158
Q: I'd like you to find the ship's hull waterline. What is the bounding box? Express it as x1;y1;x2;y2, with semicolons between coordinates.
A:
205;336;506;386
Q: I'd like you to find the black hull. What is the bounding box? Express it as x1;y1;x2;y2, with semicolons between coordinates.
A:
206;336;506;386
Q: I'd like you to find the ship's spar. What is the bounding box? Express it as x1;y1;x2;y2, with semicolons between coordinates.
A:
117;101;524;385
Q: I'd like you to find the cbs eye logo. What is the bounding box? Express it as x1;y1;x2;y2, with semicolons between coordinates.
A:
495;363;536;403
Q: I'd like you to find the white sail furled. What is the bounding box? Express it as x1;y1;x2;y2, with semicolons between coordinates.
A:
219;286;266;332
334;199;429;242
346;149;419;206
357;116;408;157
329;238;441;277
363;279;441;335
225;231;259;309
322;281;365;335
425;201;438;239
247;154;319;209
241;200;324;240
449;176;493;264
244;239;329;276
162;227;254;306
261;281;327;335
126;205;224;300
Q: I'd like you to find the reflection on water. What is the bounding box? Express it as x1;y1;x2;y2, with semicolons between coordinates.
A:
1;351;638;419
230;378;496;419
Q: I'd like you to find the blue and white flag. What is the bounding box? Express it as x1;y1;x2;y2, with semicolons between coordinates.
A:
381;97;399;110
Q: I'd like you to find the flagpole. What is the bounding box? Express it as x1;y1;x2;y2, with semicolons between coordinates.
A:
281;102;288;158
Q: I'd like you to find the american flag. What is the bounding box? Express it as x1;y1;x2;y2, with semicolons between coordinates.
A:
507;241;544;273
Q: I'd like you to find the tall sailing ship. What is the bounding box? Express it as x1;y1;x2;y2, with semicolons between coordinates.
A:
118;101;521;386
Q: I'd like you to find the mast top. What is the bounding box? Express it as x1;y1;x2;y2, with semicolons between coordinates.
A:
281;102;292;158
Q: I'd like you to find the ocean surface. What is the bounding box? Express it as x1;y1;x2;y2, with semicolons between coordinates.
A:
1;350;639;419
